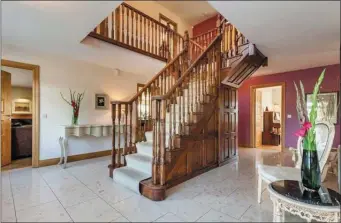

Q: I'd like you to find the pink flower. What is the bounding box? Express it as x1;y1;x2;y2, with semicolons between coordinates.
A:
295;121;312;137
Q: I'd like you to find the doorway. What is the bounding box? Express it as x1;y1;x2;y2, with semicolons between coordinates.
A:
250;83;285;151
1;59;40;169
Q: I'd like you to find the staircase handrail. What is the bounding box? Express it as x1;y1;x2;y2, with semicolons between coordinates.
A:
111;48;187;105
152;34;222;101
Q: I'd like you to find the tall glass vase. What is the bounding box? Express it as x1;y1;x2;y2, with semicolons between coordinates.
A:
72;109;79;125
301;142;321;191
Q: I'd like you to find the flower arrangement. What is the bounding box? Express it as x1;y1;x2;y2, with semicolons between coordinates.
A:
60;89;85;125
294;68;325;191
294;69;325;150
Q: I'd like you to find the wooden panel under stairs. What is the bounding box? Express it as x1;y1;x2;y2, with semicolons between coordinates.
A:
221;44;267;88
140;95;219;200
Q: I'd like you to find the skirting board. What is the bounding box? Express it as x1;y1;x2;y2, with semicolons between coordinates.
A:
239;144;251;148
39;150;111;167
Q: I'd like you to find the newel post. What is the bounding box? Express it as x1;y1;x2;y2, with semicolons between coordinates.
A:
151;98;167;186
183;30;190;68
110;103;117;178
152;99;159;185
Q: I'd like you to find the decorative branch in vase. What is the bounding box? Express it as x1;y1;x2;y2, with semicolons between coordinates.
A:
294;69;325;191
60;89;85;125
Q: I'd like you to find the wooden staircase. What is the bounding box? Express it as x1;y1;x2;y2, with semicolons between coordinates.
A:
94;8;268;200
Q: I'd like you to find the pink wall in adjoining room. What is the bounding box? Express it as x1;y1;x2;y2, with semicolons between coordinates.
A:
192;14;218;37
238;64;340;148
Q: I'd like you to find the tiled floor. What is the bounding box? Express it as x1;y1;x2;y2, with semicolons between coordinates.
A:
1;147;339;222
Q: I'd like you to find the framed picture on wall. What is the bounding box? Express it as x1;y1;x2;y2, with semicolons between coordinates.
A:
306;92;339;124
95;94;109;110
12;99;32;114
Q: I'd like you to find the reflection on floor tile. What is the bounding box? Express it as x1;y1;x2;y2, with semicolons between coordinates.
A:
1;148;338;222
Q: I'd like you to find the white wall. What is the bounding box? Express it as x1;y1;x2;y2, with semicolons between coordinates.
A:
126;1;192;36
258;86;281;112
3;47;151;160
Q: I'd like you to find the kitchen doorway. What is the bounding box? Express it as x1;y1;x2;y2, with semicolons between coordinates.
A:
250;83;285;151
1;59;40;169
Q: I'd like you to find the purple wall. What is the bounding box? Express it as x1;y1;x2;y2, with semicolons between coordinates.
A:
238;64;340;148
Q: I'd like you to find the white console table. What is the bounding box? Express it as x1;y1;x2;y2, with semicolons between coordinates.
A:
59;124;113;168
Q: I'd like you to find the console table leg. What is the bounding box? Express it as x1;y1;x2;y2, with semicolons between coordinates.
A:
63;138;68;169
58;137;64;165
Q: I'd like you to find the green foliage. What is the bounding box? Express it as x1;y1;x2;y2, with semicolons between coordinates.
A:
305;69;326;151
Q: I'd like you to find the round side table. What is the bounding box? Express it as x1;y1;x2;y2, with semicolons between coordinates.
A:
268;180;341;222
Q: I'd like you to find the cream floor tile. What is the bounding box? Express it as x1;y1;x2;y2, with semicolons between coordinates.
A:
113;195;166;222
66;197;122;222
70;168;109;187
9;174;46;188
239;204;273;222
11;181;49;195
192;191;232;208
166;184;201;200
87;179;136;205
157;199;211;222
13;185;57;211
154;213;184;222
52;183;97;207
16;200;72;222
41;170;81;190
111;216;130;222
209;195;252;220
2;195;16;222
196;209;239;222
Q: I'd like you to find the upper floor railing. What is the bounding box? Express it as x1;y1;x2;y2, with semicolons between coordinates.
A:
191;28;218;49
190;16;249;68
89;3;184;62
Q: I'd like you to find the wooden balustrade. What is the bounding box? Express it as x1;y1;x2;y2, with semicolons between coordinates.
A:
191;28;218;49
151;35;222;186
109;45;192;176
190;18;248;69
220;21;249;68
89;3;184;62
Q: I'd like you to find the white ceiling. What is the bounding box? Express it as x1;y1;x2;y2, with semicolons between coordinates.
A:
209;1;340;76
156;1;217;26
1;66;33;87
2;1;165;77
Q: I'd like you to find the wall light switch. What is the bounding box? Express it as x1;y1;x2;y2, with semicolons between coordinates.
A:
287;114;292;119
43;114;47;118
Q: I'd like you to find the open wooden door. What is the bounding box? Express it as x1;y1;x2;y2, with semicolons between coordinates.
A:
1;70;12;167
255;90;262;147
219;85;238;164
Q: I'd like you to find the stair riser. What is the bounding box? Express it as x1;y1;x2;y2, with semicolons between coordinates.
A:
145;132;153;142
126;157;152;175
136;144;153;157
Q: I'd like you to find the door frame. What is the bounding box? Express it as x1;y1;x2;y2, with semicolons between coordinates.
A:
1;59;40;167
250;82;285;151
